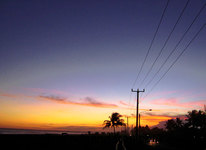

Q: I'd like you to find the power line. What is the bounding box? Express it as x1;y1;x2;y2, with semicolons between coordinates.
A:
139;0;190;87
128;0;170;112
131;0;170;88
143;23;206;99
143;2;206;90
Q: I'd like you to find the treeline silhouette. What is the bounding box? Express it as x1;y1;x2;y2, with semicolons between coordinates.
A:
130;109;206;150
162;109;206;150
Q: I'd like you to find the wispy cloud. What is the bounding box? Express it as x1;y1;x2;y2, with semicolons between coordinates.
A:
39;95;67;103
150;115;186;129
144;111;186;118
151;98;206;109
0;92;118;108
0;93;19;98
38;95;118;108
0;93;26;99
119;101;130;106
151;120;168;129
82;96;118;108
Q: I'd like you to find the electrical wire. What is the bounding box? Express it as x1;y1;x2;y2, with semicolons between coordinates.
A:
143;23;206;99
139;0;190;87
143;2;206;90
128;0;170;114
131;0;170;88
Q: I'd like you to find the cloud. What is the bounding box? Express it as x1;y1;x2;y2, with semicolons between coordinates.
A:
122;111;186;128
119;101;129;106
151;98;206;109
0;92;118;108
54;125;103;132
126;112;183;119
144;111;185;118
39;95;67;103
83;97;118;107
151;120;167;129
136;111;188;128
38;95;118;108
0;93;21;98
150;115;187;129
84;97;104;105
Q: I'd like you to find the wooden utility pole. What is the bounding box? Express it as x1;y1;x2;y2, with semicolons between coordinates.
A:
127;116;129;134
131;89;145;138
139;114;141;136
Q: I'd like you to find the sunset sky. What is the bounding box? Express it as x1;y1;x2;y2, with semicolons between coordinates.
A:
0;0;206;133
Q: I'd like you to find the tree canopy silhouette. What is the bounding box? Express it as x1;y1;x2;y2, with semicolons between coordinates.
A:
163;108;206;150
103;112;126;133
165;118;183;132
185;109;206;130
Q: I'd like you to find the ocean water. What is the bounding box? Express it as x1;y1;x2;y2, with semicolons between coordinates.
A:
0;128;87;135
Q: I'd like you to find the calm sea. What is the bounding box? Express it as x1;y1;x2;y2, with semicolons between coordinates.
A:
0;128;87;135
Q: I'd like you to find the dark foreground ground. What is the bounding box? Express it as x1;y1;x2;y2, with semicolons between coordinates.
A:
0;134;205;150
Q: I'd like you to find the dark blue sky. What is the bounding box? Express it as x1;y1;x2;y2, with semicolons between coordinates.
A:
0;0;206;108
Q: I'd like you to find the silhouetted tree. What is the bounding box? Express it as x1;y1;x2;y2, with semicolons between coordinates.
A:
139;125;150;136
185;110;206;130
165;118;183;132
165;119;176;131
150;127;164;142
163;109;206;149
175;118;183;128
130;125;164;143
103;112;126;133
138;125;151;143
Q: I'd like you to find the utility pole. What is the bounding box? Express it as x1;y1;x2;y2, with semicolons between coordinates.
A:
139;114;141;136
127;116;129;127
131;88;145;138
139;114;141;128
127;116;129;134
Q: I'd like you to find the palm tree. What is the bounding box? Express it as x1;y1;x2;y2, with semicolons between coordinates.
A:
103;112;126;133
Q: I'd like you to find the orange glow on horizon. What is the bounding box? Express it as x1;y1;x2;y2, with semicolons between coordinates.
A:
0;93;182;131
